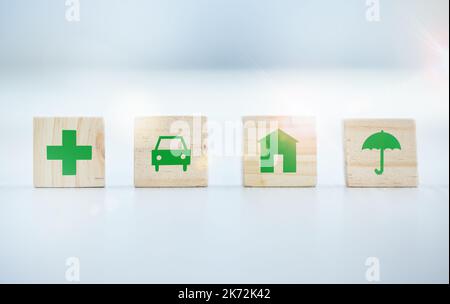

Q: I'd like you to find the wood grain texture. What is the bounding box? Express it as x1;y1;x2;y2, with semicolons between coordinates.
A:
243;116;317;187
134;116;208;187
344;119;418;188
33;117;105;188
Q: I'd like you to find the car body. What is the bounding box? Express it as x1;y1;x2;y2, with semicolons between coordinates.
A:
151;136;191;172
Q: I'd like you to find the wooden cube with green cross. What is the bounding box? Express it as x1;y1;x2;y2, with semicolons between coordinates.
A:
33;117;105;188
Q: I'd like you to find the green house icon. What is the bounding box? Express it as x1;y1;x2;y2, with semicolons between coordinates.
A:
259;129;298;173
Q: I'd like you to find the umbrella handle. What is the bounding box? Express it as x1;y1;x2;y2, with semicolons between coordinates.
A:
375;149;385;175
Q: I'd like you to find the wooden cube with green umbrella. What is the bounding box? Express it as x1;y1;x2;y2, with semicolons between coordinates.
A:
344;119;418;188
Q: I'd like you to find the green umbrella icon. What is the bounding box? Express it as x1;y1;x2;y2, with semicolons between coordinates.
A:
362;130;401;175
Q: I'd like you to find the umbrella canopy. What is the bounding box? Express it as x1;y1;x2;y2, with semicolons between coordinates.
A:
362;130;401;150
362;130;401;175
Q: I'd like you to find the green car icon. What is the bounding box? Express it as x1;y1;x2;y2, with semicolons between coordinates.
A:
152;136;191;172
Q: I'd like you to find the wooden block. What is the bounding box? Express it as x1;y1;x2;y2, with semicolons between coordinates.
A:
33;117;105;188
134;116;208;187
243;116;317;187
344;119;418;187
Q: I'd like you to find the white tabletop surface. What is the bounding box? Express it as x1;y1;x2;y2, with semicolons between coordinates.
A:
0;185;448;283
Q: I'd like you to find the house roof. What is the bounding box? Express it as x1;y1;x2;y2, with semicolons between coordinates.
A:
258;129;298;143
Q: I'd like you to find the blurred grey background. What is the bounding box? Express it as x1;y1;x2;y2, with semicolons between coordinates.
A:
0;0;448;69
0;0;448;187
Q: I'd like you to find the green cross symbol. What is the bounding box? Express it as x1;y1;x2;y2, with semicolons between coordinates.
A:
47;130;92;176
